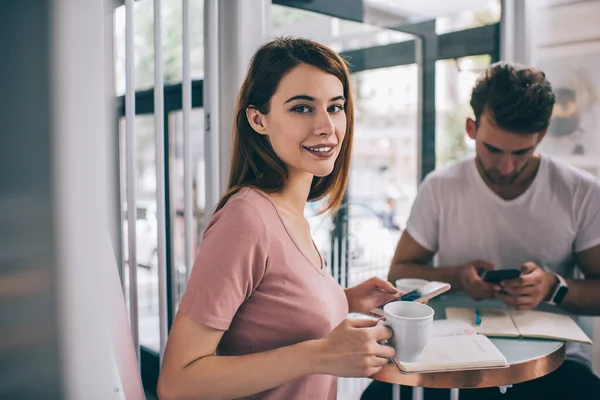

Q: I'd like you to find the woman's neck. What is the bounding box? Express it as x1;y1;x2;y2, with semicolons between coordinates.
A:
268;169;313;216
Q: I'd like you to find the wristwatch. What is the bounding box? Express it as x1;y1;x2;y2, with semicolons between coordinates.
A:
547;272;569;306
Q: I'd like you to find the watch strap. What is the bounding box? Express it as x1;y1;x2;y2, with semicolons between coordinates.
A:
548;272;568;306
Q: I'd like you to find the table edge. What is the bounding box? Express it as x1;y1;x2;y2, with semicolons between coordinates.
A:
370;341;566;389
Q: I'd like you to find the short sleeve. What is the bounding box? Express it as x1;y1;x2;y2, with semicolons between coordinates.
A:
178;197;270;330
405;174;440;253
574;180;600;252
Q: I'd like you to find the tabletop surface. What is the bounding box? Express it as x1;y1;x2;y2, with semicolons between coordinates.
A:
370;293;566;388
432;294;564;364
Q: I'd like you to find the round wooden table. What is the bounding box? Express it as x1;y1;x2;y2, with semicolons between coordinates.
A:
370;294;566;400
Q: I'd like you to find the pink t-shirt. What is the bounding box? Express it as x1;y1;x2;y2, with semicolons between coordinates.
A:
178;187;349;400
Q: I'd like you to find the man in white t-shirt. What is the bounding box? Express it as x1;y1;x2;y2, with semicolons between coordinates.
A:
362;62;600;400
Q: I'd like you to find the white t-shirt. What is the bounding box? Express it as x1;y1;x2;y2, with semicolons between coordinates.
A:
406;155;600;367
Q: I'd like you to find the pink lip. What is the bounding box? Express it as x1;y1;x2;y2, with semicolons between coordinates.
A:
303;143;337;150
302;143;337;159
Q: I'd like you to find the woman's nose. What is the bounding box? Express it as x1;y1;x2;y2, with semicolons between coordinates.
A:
314;111;335;137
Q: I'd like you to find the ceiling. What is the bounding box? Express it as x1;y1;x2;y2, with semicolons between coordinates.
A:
364;0;499;28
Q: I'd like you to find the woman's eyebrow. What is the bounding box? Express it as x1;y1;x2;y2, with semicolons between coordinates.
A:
283;94;345;104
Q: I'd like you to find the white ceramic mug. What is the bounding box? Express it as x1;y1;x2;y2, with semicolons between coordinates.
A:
395;278;429;294
381;301;434;362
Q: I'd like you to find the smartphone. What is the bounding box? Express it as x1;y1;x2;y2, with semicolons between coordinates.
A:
368;281;451;318
480;269;521;284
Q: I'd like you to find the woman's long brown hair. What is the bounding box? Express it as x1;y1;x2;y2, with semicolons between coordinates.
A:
215;37;354;215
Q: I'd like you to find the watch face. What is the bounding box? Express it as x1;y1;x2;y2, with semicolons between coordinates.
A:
554;286;568;305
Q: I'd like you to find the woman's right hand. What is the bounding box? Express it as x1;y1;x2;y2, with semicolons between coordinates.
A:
315;318;395;378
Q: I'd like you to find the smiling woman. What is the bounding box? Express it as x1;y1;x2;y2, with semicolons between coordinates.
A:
218;37;355;214
247;64;347;182
157;37;402;400
281;91;344;158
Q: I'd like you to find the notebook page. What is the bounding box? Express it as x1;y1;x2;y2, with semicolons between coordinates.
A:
397;334;508;373
509;310;592;345
445;308;520;337
431;319;477;337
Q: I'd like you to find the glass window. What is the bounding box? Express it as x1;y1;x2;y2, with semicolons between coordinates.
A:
270;5;419;287
436;0;501;35
435;55;492;168
270;4;413;54
118;109;205;352
119;114;160;352
114;0;205;96
535;49;600;177
347;64;418;287
168;109;206;306
270;5;311;29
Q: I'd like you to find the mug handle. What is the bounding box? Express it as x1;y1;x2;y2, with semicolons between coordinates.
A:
376;319;393;346
376;319;396;364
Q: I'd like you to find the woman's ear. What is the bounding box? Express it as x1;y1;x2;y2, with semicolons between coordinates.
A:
246;107;268;135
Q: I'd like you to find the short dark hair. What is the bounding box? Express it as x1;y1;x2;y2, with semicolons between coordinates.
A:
470;62;555;134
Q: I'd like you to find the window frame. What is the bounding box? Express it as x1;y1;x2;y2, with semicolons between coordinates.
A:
115;13;499;396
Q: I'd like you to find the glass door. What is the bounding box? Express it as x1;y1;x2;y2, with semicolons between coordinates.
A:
113;0;206;396
271;0;500;291
346;63;419;287
270;4;420;287
112;1;500;398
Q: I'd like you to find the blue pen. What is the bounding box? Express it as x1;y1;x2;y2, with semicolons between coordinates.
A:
475;308;482;326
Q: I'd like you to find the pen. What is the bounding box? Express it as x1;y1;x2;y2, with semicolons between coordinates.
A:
475;308;482;326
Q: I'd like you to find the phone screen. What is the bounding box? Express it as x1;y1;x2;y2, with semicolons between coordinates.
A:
369;281;450;317
482;269;521;283
380;281;446;307
399;281;443;302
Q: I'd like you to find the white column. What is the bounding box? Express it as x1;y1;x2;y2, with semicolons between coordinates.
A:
217;0;270;194
153;0;169;363
52;0;143;398
203;0;221;226
106;0;122;284
392;384;400;400
450;388;460;400
412;386;424;400
183;0;195;279
500;0;530;64
124;0;140;358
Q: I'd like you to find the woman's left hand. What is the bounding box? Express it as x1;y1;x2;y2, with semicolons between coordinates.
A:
344;277;401;315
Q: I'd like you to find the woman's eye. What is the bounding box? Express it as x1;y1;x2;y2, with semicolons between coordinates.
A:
328;104;344;113
292;105;311;113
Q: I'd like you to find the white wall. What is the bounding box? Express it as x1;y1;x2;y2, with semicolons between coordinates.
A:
52;0;144;398
526;0;600;375
530;0;600;48
527;0;600;170
217;0;271;194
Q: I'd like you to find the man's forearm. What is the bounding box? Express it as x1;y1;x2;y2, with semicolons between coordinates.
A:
388;263;464;291
558;278;600;315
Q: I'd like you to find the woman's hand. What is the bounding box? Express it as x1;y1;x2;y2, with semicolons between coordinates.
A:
345;277;401;315
314;318;395;377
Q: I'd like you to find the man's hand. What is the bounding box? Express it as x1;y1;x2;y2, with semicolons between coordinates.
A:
495;262;557;311
457;260;501;301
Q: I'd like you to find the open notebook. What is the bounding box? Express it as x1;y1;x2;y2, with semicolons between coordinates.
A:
394;319;509;373
445;308;593;345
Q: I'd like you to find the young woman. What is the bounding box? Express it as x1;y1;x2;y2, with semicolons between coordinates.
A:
157;37;401;400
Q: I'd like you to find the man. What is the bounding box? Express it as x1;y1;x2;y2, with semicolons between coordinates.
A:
362;62;600;400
